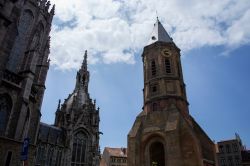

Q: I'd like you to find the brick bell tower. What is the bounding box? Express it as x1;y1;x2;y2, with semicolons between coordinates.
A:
128;18;216;166
142;18;189;120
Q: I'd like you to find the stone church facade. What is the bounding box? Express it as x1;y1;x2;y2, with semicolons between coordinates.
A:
35;51;101;166
0;0;54;165
128;19;216;166
0;0;100;166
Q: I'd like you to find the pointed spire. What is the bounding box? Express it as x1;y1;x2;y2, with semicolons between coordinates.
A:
57;99;61;110
81;50;88;71
70;50;90;108
148;17;173;45
75;50;89;91
50;4;55;16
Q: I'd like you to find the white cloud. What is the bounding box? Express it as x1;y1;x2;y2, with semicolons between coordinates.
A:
226;9;250;47
49;0;250;70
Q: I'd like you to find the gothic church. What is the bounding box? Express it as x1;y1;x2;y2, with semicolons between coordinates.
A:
36;51;101;166
0;0;100;165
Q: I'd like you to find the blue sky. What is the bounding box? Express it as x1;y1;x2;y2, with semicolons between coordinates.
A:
43;0;250;151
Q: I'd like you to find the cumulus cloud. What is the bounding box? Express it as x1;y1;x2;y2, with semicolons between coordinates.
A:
49;0;250;69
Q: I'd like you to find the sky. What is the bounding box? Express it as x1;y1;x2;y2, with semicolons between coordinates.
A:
41;0;250;151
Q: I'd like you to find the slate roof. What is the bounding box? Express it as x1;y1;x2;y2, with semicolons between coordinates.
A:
38;122;65;146
148;18;173;45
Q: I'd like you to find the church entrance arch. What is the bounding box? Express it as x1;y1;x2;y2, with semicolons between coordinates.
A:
149;141;165;166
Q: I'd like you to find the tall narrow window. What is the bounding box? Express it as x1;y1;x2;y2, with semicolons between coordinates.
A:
5;151;12;166
221;157;226;166
56;150;62;166
35;145;46;165
151;60;156;76
152;103;157;112
152;86;157;93
47;147;54;166
36;146;42;164
228;156;233;166
0;94;12;135
177;62;182;77
226;144;231;153
235;156;240;166
219;145;224;153
165;58;172;74
232;143;238;152
71;132;88;166
21;109;30;139
30;23;44;51
7;10;34;72
21;23;44;71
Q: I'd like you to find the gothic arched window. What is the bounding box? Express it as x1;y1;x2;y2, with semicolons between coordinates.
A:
0;94;12;135
71;131;88;166
30;23;44;51
7;10;34;71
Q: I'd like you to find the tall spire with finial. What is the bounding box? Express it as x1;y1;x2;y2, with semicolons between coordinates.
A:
156;10;159;21
81;50;88;71
57;99;61;110
148;17;173;45
72;50;90;107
